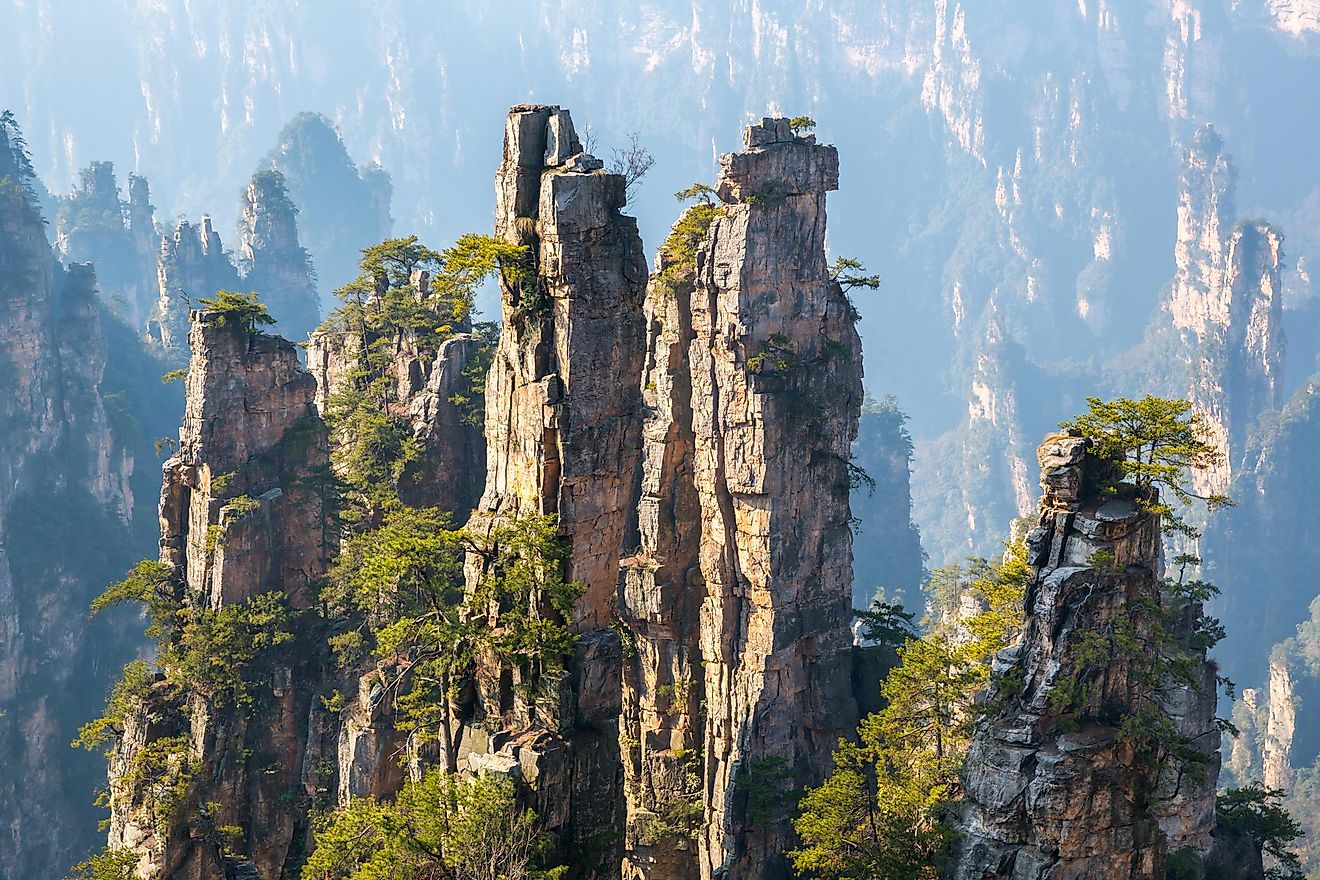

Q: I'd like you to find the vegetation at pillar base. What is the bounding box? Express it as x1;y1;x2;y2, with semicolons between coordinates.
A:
198;289;277;334
320;506;581;765
790;546;1027;879
320;234;518;519
1059;394;1230;536
1216;785;1306;880
302;769;566;880
66;848;138;880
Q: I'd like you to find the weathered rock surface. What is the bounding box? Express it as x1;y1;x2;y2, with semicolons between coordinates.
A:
459;103;646;868
107;311;330;879
307;293;486;519
1168;126;1284;497
148;217;240;357
238;168;321;344
953;433;1219;879
618;216;707;880
684;118;862;880
0;117;146;879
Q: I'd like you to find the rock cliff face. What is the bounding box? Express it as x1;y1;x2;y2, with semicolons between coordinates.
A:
55;161;161;328
850;398;925;606
306;286;486;518
238;169;321;344
1168;126;1285;497
148;217;241;356
0;117;148;879
618;118;864;880
457;103;646;864
107;311;329;879
954;433;1219;879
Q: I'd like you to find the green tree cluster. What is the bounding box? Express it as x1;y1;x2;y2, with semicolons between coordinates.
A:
198;290;277;334
302;769;565;880
791;546;1027;879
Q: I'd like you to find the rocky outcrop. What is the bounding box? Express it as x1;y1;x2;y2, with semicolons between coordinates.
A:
148;217;240;357
618;211;707;879
954;433;1217;879
686;117;861;880
107;311;330;879
306;288;486;519
1262;653;1297;792
458;104;647;865
264;112;393;306
1168;127;1285;497
55;161;161;328
0;116;146;879
238;169;321;344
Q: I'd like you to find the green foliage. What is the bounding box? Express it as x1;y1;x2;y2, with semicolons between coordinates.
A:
72;660;154;752
322;235;518;517
659;198;721;280
829;256;882;293
1217;786;1305;880
302;769;565;880
65;848;138;880
160;368;188;383
91;559;182;641
788;116;817;134
322;508;580;760
791;547;1027;879
116;734;197;833
1046;560;1230;788
736;757;793;827
854;598;916;651
746;333;799;374
160;592;294;709
1059;395;1230;536
197;290;277;334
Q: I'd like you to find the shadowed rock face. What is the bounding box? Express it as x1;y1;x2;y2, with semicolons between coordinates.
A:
457;103;647;870
688;117;861;880
238;169;321;345
953;433;1231;880
108;312;330;880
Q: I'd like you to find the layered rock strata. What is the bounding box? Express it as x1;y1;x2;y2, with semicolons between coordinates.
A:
1168;127;1285;497
459;104;647;865
687;117;862;880
238;168;321;344
107;311;330;879
953;433;1224;879
0;118;142;878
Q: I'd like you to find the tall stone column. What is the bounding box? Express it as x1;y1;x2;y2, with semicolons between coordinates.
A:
463;103;647;870
688;118;862;880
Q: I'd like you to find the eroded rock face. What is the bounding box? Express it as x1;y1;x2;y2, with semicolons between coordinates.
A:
460;103;647;867
108;311;330;879
239;169;321;345
686;118;861;880
954;433;1210;879
148;217;241;357
1262;654;1297;792
1168;126;1284;497
306;303;486;519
